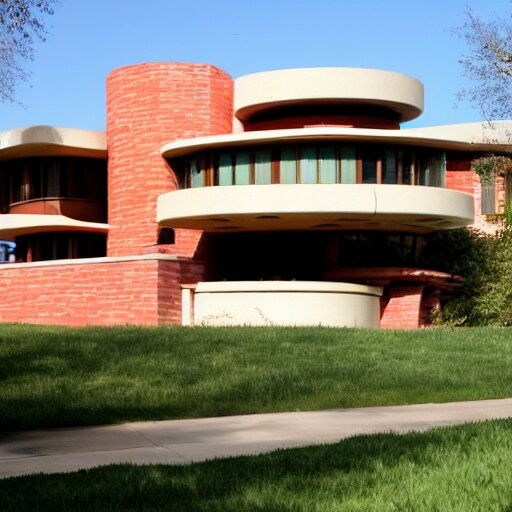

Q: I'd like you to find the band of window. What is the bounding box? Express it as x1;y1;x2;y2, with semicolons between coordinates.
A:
172;144;446;189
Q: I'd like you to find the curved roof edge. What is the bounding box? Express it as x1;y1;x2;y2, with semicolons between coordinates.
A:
161;121;512;158
0;125;107;160
0;214;110;241
234;67;424;123
195;280;383;296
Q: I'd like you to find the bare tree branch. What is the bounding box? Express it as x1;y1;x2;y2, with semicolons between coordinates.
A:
0;0;57;103
458;7;512;121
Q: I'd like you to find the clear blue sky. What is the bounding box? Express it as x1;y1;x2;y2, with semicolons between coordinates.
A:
0;0;508;130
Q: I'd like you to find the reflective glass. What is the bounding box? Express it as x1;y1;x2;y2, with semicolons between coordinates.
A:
255;149;272;184
340;146;356;184
280;147;297;184
319;146;337;183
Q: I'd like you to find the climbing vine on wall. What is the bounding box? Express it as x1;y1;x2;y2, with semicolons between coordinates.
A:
471;155;512;184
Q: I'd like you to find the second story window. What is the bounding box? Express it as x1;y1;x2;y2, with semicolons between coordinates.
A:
171;143;446;190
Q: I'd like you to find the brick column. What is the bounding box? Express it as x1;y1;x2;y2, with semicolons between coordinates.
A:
106;63;234;257
380;286;424;329
446;154;486;230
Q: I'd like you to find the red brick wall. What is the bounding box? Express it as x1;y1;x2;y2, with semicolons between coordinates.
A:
106;63;234;257
380;286;424;329
157;259;205;325
0;258;204;326
445;152;504;231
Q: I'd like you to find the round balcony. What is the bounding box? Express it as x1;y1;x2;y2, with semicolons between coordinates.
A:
157;183;474;233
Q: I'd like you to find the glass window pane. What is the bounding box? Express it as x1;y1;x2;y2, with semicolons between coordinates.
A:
12;165;23;203
235;151;250;185
190;159;204;188
481;178;495;214
401;151;413;185
300;146;317;184
382;150;396;184
0;169;8;211
255;149;272;184
506;174;512;204
319;146;337;184
425;151;445;187
362;149;377;184
418;155;429;186
218;153;233;186
45;160;60;196
280;146;297;184
28;162;42;200
340;146;356;184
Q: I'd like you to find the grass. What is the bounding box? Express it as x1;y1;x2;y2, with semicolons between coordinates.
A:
2;324;512;431
3;419;512;511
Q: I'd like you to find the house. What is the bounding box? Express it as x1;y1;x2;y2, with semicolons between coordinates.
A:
0;63;510;328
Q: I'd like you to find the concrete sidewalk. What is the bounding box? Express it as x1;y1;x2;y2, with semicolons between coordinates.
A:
2;398;512;479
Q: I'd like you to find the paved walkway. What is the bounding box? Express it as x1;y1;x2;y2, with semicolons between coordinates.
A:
2;398;512;478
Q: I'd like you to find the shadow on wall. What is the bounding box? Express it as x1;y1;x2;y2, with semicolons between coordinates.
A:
19;125;64;145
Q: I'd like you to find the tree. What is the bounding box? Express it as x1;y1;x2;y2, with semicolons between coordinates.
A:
459;7;512;121
458;7;512;223
0;0;57;103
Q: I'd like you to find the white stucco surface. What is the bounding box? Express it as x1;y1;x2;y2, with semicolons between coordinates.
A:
192;280;383;328
234;68;424;122
0;125;107;159
157;184;474;232
0;214;110;241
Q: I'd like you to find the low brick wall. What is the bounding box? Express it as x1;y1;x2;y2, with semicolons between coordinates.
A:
0;256;204;326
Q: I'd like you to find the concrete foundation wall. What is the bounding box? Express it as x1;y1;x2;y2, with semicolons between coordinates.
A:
192;281;383;328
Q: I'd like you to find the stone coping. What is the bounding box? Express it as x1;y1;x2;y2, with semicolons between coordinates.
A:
195;280;383;296
0;253;179;270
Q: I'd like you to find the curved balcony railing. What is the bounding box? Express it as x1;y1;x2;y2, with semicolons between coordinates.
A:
157;183;474;233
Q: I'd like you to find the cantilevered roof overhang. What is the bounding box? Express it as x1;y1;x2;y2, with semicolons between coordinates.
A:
161;122;512;158
157;184;474;233
0;214;110;241
0;125;107;160
233;68;424;122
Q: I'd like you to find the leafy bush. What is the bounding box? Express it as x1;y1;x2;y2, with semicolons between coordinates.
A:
423;227;512;326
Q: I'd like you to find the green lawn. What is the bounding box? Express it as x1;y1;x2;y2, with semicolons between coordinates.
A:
2;324;512;431
3;419;512;511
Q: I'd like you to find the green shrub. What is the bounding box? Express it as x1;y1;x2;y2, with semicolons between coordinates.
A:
423;227;512;326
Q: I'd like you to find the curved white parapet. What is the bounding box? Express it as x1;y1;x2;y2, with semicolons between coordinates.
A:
191;281;383;328
234;68;424;122
161;122;512;158
0;125;107;159
157;184;474;232
0;214;110;241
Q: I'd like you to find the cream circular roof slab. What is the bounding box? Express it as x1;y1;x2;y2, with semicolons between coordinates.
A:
0;214;110;241
0;125;107;160
234;68;424;122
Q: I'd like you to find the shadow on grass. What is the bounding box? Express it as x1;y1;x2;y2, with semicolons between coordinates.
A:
3;324;512;431
3;420;512;511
